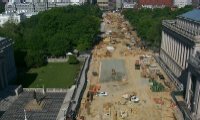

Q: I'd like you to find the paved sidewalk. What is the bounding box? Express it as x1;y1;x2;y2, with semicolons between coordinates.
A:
56;85;75;120
71;55;90;111
65;54;90;119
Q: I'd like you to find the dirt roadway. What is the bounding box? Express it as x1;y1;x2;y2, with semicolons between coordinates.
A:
77;12;182;120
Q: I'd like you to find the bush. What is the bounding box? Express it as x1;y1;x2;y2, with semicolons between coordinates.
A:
150;80;165;92
68;55;79;64
25;50;45;68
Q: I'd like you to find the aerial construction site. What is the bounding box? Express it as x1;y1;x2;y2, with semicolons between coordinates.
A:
77;12;183;120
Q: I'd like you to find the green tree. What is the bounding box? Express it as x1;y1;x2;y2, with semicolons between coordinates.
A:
68;55;79;64
0;4;102;68
25;50;45;68
122;6;193;51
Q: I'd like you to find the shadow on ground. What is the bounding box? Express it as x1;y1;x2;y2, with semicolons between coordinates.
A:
16;73;38;88
0;111;5;117
0;86;17;100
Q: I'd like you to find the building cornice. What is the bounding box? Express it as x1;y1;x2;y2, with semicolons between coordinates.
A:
0;38;14;53
162;20;200;44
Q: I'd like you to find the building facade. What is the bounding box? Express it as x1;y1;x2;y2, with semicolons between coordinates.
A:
1;0;83;26
97;0;127;10
158;9;200;90
138;0;173;8
185;51;200;119
174;0;192;8
192;0;200;6
115;0;122;9
5;2;70;15
0;37;16;89
123;2;136;8
123;0;136;9
0;13;25;26
4;0;82;15
97;0;109;10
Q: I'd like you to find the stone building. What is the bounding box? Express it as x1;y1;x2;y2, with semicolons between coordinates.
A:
0;37;16;89
122;0;137;9
174;0;192;8
115;0;122;9
5;0;76;15
97;0;109;10
0;13;25;26
138;0;173;8
5;2;54;14
185;51;200;119
192;0;200;6
158;9;200;90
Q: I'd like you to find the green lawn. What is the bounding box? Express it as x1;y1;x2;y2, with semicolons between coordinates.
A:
18;62;82;88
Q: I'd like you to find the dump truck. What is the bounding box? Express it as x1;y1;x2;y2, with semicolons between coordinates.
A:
135;60;140;70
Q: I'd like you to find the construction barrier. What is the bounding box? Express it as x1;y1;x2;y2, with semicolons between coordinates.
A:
66;54;92;120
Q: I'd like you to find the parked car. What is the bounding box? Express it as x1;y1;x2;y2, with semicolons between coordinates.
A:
97;92;108;96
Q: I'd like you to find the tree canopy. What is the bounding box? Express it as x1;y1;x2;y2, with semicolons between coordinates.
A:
68;55;79;64
0;4;102;68
122;6;193;51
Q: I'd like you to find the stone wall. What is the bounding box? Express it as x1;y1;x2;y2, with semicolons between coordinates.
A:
47;57;68;63
66;54;92;119
23;88;68;92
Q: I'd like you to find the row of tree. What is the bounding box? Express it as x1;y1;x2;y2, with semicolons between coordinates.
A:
0;4;102;68
122;6;193;51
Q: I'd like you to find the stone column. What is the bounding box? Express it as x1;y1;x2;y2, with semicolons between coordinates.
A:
164;33;167;52
173;38;176;61
177;41;181;66
181;43;185;67
181;44;185;67
168;34;171;55
169;36;172;58
166;34;169;53
171;37;175;59
168;35;171;57
174;39;178;63
161;31;164;50
164;32;167;51
173;38;176;60
162;32;164;51
186;47;190;68
185;71;191;104
161;32;163;49
183;46;187;69
179;43;182;67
